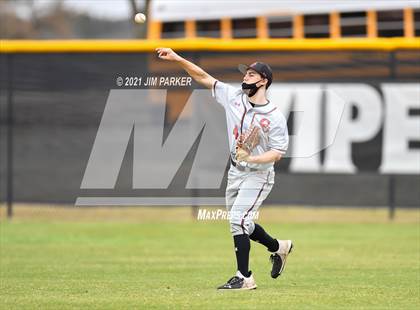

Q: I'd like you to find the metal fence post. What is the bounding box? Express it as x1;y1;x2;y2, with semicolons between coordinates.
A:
387;51;397;221
388;175;395;220
6;54;14;219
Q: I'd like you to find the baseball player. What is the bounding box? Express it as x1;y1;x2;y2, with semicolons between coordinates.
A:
156;47;293;290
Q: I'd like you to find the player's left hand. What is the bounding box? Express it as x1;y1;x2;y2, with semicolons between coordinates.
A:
236;148;250;162
235;126;259;163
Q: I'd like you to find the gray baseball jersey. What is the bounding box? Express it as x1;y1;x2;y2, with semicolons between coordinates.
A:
212;81;289;171
212;80;289;236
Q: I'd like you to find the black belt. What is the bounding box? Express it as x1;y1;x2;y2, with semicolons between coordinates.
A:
230;157;260;172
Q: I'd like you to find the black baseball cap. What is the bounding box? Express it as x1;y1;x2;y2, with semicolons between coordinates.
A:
238;62;273;88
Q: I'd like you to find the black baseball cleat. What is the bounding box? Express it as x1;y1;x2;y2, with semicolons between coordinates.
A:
217;271;257;290
270;239;293;279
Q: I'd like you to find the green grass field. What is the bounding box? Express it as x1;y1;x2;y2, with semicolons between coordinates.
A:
0;206;419;309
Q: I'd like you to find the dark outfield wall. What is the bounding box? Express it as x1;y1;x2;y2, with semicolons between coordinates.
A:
0;51;419;206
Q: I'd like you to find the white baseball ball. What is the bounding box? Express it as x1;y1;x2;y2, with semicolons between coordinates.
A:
134;13;146;24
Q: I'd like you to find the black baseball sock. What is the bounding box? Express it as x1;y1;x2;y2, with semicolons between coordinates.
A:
233;234;251;278
249;223;279;252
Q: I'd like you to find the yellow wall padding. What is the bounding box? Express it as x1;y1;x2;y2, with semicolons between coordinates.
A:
1;38;419;53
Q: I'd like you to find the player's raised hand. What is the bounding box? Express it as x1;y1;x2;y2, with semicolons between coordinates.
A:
155;47;181;61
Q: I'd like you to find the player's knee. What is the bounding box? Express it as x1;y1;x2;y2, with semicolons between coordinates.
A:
230;220;250;236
